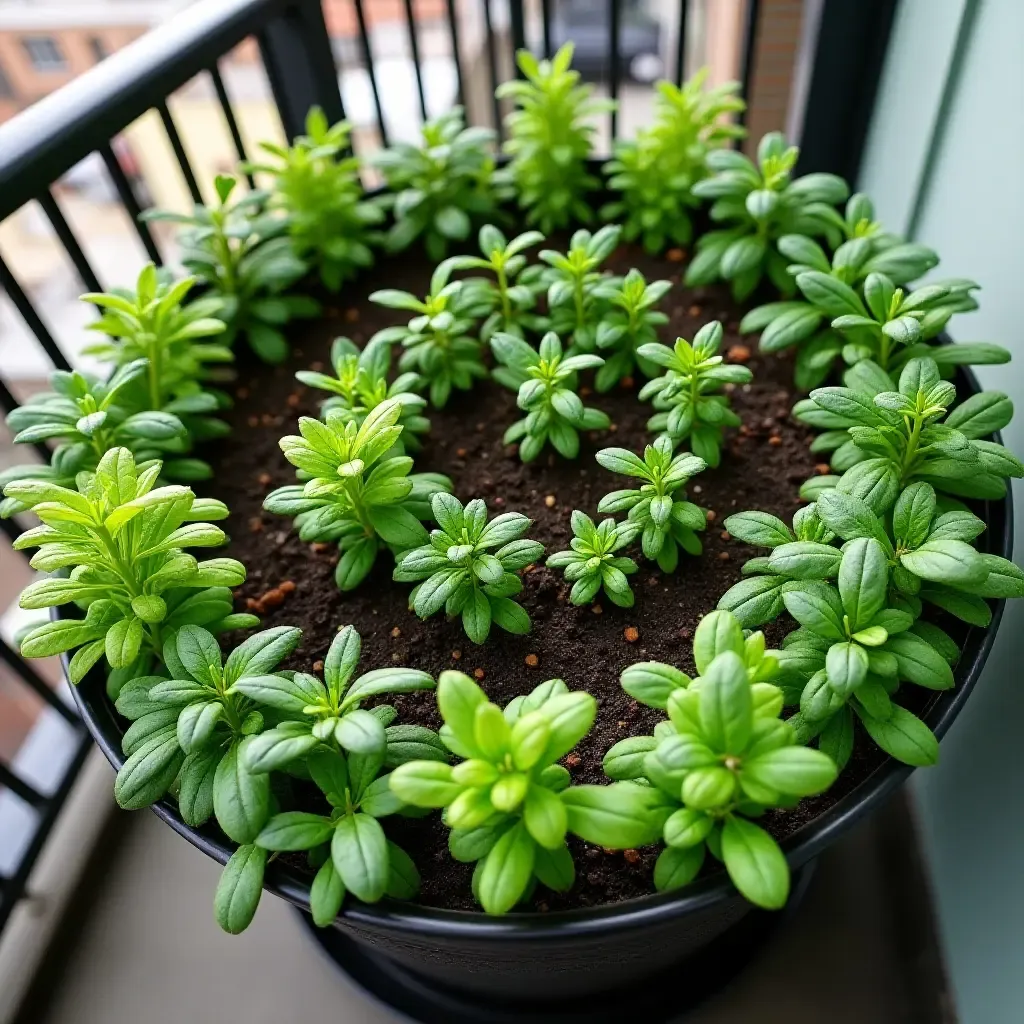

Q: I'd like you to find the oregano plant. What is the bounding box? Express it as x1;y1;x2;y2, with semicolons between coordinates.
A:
594;268;671;390
393;494;544;643
490;331;610;461
546;511;640;607
638;321;752;467
263;399;452;591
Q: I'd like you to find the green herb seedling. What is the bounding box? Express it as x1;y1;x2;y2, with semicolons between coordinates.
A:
547;511;640;607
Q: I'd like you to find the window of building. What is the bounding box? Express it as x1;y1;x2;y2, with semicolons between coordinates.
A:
0;61;14;100
22;36;67;73
88;36;108;63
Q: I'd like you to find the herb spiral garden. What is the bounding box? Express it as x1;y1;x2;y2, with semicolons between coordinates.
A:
4;44;1022;945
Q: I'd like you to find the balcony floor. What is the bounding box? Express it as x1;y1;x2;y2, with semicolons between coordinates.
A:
19;790;952;1024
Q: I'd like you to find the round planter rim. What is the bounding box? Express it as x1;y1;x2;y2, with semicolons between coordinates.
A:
64;343;1013;938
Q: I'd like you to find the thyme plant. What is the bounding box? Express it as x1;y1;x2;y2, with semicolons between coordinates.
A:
595;269;671;390
7;448;250;684
244;107;384;290
393;494;543;643
296;337;430;453
546;511;639;607
373;107;499;260
596;438;708;572
145;175;318;363
638;321;752;467
390;673;666;914
686;132;849;300
605;611;837;908
369;261;491;408
263;399;452;591
602;70;745;253
497;43;610;233
490;331;610;461
443;225;545;340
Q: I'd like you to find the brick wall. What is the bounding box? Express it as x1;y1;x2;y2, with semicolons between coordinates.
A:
744;0;805;148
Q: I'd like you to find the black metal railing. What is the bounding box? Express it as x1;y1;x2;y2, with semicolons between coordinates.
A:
0;0;894;942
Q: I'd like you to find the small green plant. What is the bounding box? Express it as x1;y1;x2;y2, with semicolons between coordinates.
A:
533;225;622;354
82;264;231;437
111;624;297;830
373;107;498;260
6;447;251;684
497;44;609;234
794;357;1023;510
686;132;849;300
546;511;639;607
244;107;384;290
369;261;491;408
393;494;544;643
235;624;435;773
602;70;745;253
604;610;837;908
145;175;318;363
0;361;188;515
594;269;671;390
248;745;425;931
740;241;997;388
296;337;430;453
390;672;666;914
443;225;545;340
490;331;610;461
264;399;451;591
637;321;752;468
596;437;707;572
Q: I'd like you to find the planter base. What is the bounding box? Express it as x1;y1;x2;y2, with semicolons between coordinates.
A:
298;861;815;1023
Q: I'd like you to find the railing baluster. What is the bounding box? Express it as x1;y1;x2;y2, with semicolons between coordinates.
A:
402;0;429;124
0;639;78;726
509;0;527;78
482;0;503;142
0;255;71;372
609;0;621;141
352;0;389;147
0;763;45;808
675;0;689;86
738;0;761;131
157;100;203;206
444;0;466;108
541;0;552;59
210;63;255;189
98;143;162;264
37;191;102;293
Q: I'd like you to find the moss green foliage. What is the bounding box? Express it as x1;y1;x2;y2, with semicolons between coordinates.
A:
605;610;837;908
373;107;498;261
597;437;708;572
296;336;429;453
390;672;666;914
394;493;544;643
244;107;384;290
264;399;452;591
145;175;318;363
546;511;639;607
6;447;251;684
686;132;849;300
490;331;610;461
369;261;491;408
497;44;610;233
603;69;745;252
638;321;751;468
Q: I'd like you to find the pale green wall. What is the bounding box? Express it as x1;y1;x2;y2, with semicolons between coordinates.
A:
859;2;1024;1021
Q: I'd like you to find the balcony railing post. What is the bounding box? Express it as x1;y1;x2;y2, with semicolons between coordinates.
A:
258;0;344;140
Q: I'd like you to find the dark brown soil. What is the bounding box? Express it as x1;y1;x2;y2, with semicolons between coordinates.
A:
201;244;916;911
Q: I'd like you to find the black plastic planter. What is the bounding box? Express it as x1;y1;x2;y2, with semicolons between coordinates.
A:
66;357;1013;1019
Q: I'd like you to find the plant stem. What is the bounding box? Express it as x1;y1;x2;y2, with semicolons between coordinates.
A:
901;413;924;481
496;264;511;326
